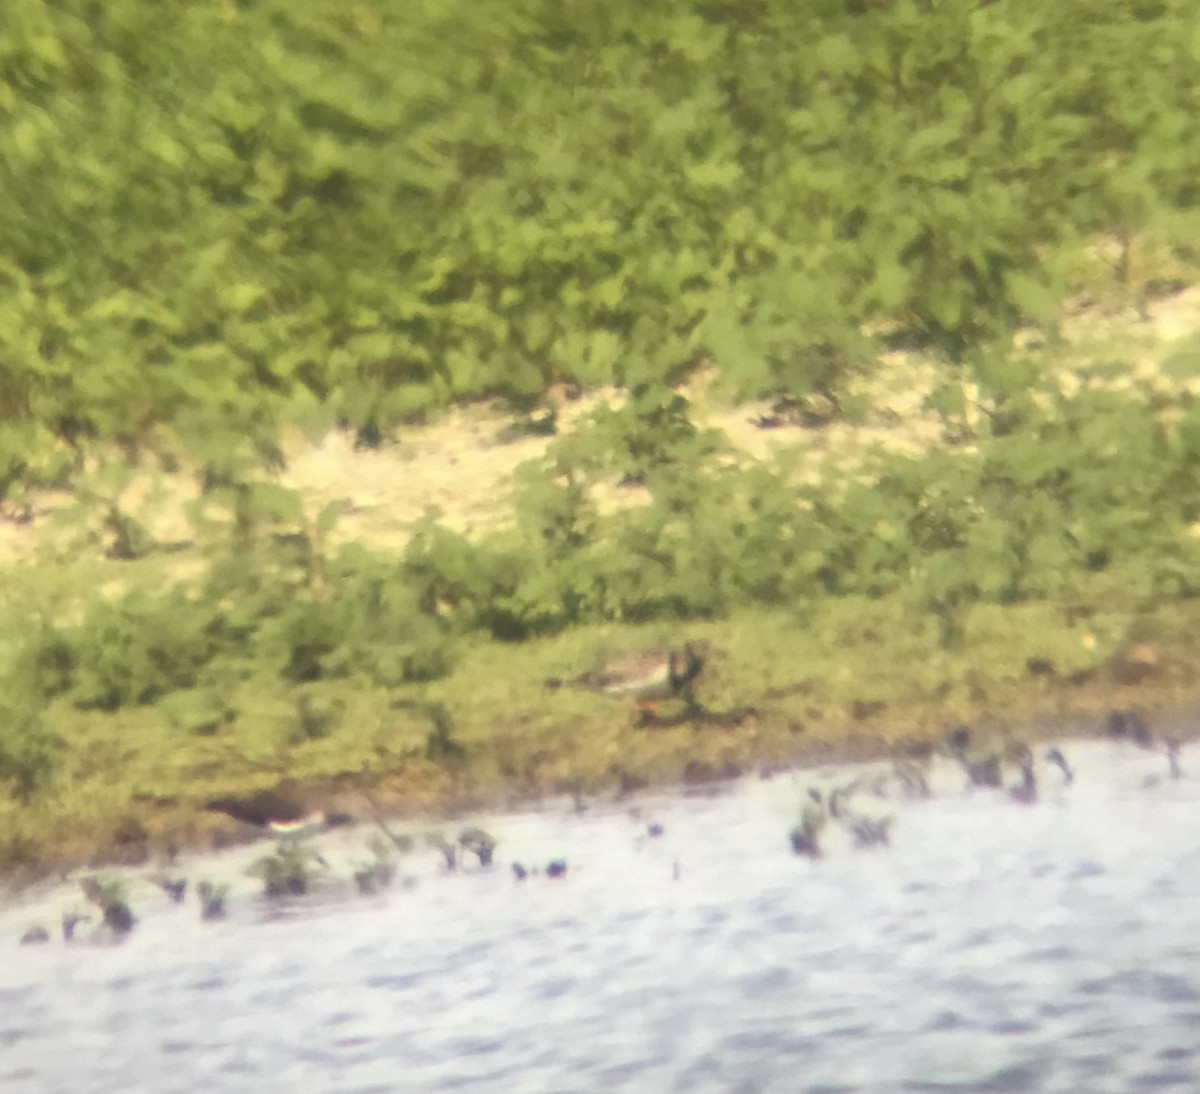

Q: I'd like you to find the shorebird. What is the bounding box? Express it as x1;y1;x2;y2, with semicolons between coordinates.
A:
205;786;354;841
547;642;707;716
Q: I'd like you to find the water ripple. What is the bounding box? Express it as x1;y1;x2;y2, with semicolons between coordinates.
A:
1;739;1199;1092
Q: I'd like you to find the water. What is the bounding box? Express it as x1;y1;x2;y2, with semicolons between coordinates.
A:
2;739;1198;1093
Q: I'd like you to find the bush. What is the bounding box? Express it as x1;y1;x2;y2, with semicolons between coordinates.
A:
0;680;62;799
3;0;1200;495
65;591;220;710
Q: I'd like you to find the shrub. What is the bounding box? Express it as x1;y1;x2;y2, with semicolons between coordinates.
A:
67;591;220;710
0;686;61;800
3;0;1200;496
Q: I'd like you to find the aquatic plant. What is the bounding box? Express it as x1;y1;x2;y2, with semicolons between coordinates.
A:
248;844;327;898
1008;746;1039;805
846;815;894;850
152;875;188;904
196;880;229;921
789;791;826;859
457;827;497;868
80;875;136;933
61;910;91;941
1045;748;1074;786
353;836;399;895
353;860;397;897
426;834;458;872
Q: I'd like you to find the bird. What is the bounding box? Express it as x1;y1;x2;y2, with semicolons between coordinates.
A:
204;785;354;841
512;862;529;881
458;827;497;867
545;859;569;878
547;642;707;716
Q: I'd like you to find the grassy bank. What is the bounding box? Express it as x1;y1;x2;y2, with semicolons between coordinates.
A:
5;299;1200;877
2;583;1199;882
5;0;1200;878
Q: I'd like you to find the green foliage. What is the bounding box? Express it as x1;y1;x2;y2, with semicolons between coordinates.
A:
400;370;1200;645
289;692;339;744
5;485;454;721
9;345;1200;736
249;843;325;897
66;591;219;710
162;687;235;737
2;0;1200;497
0;679;61;800
551;385;726;484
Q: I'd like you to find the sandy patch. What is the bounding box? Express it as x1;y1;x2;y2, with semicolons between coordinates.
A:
2;286;1199;569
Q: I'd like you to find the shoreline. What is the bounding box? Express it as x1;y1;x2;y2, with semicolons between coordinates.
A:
3;289;1200;891
3;636;1195;892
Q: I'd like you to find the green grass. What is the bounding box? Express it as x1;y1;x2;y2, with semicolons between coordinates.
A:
6;307;1200;878
4;556;1199;880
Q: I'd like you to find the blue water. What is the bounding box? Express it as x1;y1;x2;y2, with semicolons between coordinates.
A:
2;738;1198;1093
